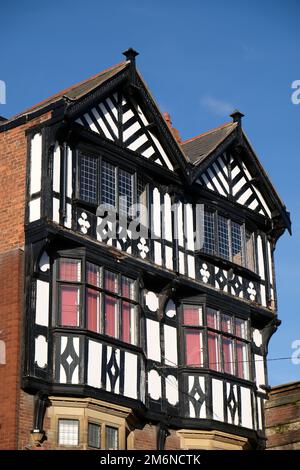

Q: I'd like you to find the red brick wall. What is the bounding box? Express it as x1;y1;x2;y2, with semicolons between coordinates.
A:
165;429;180;450
16;391;35;450
265;382;300;450
133;424;157;450
0;113;50;252
0;113;51;449
0;249;23;449
132;425;180;450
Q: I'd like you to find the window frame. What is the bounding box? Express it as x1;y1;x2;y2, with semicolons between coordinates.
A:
77;151;148;221
56;258;83;328
54;255;139;347
201;207;257;272
87;421;101;449
57;418;80;447
87;420;119;450
105;425;119;450
182;303;251;381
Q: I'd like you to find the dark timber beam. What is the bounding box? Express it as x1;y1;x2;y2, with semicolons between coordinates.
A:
123;47;139;87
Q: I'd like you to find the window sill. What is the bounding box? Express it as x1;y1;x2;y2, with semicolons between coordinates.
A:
178;365;254;386
73;198;98;213
51;326;142;353
74;200;142;226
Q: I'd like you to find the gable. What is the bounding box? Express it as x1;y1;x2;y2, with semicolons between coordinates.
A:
75;90;175;171
196;151;272;218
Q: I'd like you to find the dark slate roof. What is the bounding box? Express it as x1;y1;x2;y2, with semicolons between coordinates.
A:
4;61;129;122
181;122;237;165
64;62;128;101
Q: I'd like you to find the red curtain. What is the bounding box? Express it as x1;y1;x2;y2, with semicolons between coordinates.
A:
236;341;247;379
221;315;231;333
87;288;100;332
60;286;79;326
121;301;131;343
105;295;117;338
183;306;201;326
122;277;132;299
207;308;218;329
222;337;233;374
235;319;246;339
60;259;80;281
87;263;100;287
185;330;202;366
105;271;117;293
208;332;220;371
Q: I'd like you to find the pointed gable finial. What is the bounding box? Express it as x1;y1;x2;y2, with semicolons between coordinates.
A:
230;109;244;126
122;47;139;64
122;48;139;87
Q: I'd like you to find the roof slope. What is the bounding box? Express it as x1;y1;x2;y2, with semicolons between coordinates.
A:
181;122;237;165
3;61;128;122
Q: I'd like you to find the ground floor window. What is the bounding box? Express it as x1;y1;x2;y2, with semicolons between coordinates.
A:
58;419;79;446
50;397;127;450
105;426;119;450
87;422;118;450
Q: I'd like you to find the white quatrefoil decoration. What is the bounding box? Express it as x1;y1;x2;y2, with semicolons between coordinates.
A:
78;212;91;234
247;282;256;301
137;237;149;259
200;263;210;283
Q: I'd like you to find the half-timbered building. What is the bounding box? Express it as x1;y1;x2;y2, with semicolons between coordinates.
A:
0;49;290;450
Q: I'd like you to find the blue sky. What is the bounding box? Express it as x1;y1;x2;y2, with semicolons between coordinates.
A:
1;0;299;385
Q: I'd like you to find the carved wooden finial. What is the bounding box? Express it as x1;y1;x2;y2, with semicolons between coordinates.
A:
230;109;245;126
122;47;139;64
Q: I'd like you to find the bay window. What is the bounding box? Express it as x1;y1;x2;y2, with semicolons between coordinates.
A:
183;304;250;380
78;152;147;220
202;209;256;271
56;257;138;346
58;259;81;327
184;306;204;367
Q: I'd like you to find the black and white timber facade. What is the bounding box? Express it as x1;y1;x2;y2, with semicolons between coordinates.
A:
22;49;291;449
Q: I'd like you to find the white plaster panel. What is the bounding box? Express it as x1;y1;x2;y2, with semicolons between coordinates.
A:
34;335;48;368
148;369;161;400
29;198;41;222
145;291;159;312
165;375;178;406
146;319;161;362
255;354;266;392
165;299;176;318
163;193;172;241
87;340;102;388
30;133;42;195
212;378;224;422
164;325;177;366
240;387;253;428
35;280;49;326
53;143;60;193
124;352;138;399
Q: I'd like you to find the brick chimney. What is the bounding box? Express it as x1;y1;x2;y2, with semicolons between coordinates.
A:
163;112;182;144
